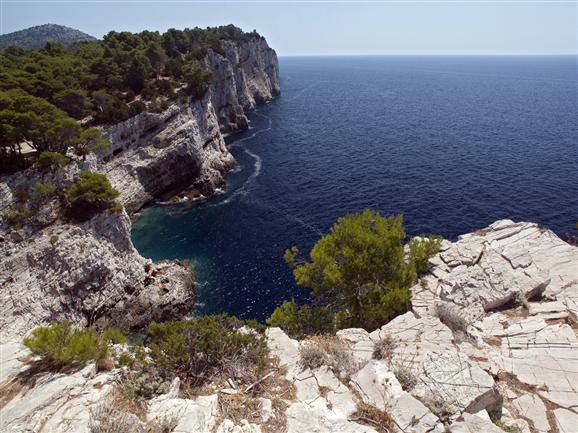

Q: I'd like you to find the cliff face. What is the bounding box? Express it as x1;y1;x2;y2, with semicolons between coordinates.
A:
0;36;280;340
0;206;194;341
208;38;280;132
100;97;235;213
101;36;280;212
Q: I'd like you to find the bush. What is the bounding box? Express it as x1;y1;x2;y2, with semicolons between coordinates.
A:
110;202;124;213
74;128;111;158
298;336;358;377
183;63;213;99
1;205;36;227
372;335;397;360
273;210;442;332
393;364;417;391
49;235;59;245
350;401;395;433
66;172;120;220
23;321;126;368
32;182;56;197
146;315;269;387
299;344;328;370
36;151;70;172
408;235;443;274
266;300;335;339
31;182;57;206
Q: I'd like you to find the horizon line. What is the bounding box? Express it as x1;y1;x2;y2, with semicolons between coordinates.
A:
278;53;578;57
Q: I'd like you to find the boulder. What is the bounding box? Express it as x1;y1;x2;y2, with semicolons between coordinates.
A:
147;394;219;433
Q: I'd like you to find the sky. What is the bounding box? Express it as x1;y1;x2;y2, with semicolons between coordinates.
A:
0;1;576;56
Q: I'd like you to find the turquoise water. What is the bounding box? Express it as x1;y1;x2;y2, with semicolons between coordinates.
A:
132;56;578;320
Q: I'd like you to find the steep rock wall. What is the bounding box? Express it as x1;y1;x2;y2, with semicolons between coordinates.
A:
0;203;194;341
100;97;235;213
101;36;280;211
0;36;280;341
208;37;280;132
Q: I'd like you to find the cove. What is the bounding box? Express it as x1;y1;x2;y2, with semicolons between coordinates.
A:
131;55;578;321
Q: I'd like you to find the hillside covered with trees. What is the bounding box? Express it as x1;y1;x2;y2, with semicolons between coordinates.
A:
0;25;263;173
0;24;96;50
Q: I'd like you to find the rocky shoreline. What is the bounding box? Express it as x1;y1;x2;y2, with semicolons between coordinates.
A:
0;36;280;341
1;219;576;432
1;34;577;433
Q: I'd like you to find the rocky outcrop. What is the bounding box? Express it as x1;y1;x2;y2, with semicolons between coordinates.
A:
207;38;280;132
101;37;279;212
101;98;236;213
0;35;279;341
1;219;577;432
0;205;194;342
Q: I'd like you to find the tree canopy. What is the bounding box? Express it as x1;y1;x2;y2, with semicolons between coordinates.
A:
0;25;261;174
268;210;442;335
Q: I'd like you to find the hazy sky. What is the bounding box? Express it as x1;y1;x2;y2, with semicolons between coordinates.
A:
1;1;576;56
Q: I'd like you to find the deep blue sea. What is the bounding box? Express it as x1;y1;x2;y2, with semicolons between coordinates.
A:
132;56;578;321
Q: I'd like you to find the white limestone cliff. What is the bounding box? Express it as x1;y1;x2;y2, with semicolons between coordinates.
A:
0;36;280;341
2;220;576;433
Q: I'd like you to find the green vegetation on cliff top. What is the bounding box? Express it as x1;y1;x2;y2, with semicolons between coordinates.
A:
0;25;262;173
267;210;442;337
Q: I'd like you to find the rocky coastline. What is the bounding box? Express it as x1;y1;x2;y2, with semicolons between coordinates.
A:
0;36;280;341
1;33;577;433
1;219;576;432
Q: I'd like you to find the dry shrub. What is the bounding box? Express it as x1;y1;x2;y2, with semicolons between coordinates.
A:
299;336;359;378
435;302;469;333
349;401;396;433
119;365;171;401
90;395;176;433
393;364;417;391
382;344;419;391
372;335;397;360
214;361;294;433
299;344;328;370
89;397;144;433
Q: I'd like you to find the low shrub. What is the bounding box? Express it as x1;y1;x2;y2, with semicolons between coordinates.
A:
36;151;70;172
372;335;397;360
66;172;120;220
350;401;395;433
32;182;56;198
89;398;144;433
89;395;176;433
299;336;358;377
23;321;126;368
119;365;171;401
299;344;328;370
110;202;124;213
420;390;454;422
393;364;418;391
490;415;522;433
13;187;29;202
49;235;59;245
266;300;335;339
408;235;443;274
1;205;36;227
146;315;269;388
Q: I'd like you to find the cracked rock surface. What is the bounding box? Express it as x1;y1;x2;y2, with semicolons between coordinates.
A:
0;219;576;433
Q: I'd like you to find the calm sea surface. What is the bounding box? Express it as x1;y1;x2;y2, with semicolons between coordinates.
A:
132;56;578;320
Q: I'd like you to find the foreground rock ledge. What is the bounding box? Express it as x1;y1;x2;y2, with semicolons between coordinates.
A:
1;220;577;433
